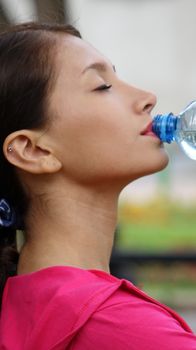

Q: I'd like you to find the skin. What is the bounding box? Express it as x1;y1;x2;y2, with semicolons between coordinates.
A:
3;34;169;274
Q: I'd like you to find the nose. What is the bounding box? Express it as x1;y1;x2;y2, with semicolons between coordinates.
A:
133;87;157;114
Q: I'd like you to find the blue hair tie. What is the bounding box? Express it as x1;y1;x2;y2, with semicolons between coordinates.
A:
0;198;16;228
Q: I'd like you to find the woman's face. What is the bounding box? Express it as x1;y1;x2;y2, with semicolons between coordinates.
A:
47;34;168;187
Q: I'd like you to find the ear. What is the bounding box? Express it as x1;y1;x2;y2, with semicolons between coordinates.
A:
3;129;62;174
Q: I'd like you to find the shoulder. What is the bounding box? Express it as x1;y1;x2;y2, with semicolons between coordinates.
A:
2;266;196;350
32;266;195;350
57;269;195;350
70;281;196;350
1;266;122;349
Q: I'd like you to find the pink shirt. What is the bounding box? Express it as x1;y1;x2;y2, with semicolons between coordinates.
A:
0;265;195;350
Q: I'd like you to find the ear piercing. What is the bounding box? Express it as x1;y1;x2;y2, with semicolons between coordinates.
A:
8;145;13;152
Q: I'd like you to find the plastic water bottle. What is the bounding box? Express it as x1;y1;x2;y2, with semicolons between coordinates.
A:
152;100;196;160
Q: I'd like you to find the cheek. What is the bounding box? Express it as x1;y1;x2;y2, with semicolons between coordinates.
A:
73;112;137;165
53;108;138;182
52;96;168;184
58;97;134;154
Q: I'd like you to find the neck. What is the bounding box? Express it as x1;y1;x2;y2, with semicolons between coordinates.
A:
17;182;120;275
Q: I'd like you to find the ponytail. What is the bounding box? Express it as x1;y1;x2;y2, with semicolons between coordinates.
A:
0;229;19;303
0;197;24;307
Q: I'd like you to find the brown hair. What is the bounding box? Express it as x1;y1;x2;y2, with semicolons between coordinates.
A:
0;22;81;309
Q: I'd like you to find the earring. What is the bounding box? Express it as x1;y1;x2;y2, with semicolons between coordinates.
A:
8;145;12;152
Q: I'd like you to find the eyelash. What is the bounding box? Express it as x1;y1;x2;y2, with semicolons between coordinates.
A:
95;84;112;91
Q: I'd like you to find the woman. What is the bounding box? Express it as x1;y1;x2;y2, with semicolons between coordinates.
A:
0;22;195;350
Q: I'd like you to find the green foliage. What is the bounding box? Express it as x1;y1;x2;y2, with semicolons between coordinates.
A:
143;282;196;309
117;198;196;251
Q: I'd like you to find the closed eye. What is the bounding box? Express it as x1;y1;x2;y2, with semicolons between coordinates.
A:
94;84;112;91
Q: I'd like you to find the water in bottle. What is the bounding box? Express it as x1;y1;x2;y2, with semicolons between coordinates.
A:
152;100;196;160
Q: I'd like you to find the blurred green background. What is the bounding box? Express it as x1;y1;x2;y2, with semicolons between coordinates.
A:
118;198;196;253
116;162;196;330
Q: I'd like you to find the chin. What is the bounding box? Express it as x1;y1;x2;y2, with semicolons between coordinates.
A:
129;149;169;182
142;150;169;177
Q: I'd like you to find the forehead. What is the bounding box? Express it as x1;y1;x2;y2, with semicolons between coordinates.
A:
56;35;111;77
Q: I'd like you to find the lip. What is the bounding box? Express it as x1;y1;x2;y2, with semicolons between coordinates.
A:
141;121;158;138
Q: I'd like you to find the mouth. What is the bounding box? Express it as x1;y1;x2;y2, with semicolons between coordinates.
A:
141;121;158;138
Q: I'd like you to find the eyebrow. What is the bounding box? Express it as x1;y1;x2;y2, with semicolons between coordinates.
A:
81;62;116;75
